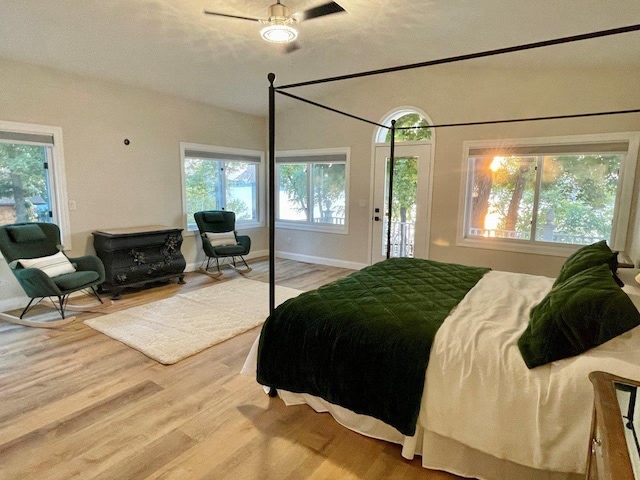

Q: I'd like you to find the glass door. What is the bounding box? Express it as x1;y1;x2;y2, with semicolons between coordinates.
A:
372;144;431;263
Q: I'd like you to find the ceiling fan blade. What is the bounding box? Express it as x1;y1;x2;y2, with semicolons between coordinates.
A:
283;41;302;54
203;10;262;22
296;1;345;21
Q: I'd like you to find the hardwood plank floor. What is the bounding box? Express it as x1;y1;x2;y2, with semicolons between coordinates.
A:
0;258;469;480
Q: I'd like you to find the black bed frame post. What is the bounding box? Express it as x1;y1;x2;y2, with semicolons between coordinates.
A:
386;120;396;259
268;73;276;316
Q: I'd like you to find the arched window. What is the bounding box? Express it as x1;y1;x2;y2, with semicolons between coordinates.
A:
375;109;432;143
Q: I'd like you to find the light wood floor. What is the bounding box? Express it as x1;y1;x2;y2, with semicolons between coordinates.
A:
0;258;469;480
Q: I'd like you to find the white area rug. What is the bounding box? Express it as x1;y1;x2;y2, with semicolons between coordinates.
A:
84;278;301;365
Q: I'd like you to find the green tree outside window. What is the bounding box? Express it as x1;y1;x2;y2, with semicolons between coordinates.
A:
0;143;50;225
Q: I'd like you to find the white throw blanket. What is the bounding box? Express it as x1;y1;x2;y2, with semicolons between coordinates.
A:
423;270;640;474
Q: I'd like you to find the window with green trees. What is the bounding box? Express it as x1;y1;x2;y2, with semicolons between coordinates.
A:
0;122;71;246
0;142;52;226
276;149;348;232
463;136;636;250
182;144;262;231
384;113;432;142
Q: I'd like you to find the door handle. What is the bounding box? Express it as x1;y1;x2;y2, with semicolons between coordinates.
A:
374;216;380;221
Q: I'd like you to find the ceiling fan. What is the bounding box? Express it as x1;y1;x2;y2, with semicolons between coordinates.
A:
203;1;346;48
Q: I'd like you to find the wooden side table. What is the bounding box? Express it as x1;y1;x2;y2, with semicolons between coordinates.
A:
93;225;186;299
586;371;639;480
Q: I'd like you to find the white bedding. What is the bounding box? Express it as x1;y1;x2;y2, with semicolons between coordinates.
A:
424;270;640;475
243;269;640;480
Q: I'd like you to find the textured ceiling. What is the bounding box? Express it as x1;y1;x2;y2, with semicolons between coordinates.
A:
1;0;640;115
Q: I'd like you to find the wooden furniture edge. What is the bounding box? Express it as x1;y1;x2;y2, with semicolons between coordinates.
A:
588;371;638;480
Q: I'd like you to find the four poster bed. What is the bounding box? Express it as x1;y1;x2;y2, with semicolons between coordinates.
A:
243;23;640;480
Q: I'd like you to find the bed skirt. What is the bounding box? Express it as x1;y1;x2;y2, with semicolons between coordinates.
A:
242;336;581;480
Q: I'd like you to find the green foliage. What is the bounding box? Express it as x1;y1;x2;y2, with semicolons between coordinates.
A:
480;153;621;243
278;162;346;223
0;143;49;224
385;113;432;142
485;157;536;235
184;159;256;222
226;198;250;220
536;155;619;240
387;157;417;222
278;164;308;215
184;158;222;221
313;163;345;222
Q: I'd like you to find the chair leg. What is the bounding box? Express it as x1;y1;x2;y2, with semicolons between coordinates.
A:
48;288;112;313
228;255;252;274
19;297;38;319
199;254;251;276
47;295;74;319
4;288;109;328
4;296;77;328
55;295;67;319
240;255;252;272
197;256;223;279
89;286;104;304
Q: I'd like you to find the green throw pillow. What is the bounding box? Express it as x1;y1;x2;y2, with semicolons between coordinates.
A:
6;224;46;243
518;264;640;369
554;240;617;287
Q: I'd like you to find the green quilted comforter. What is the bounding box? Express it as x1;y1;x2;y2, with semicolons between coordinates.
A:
256;257;489;436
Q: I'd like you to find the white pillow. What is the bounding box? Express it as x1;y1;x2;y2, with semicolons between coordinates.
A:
19;251;76;278
205;232;238;247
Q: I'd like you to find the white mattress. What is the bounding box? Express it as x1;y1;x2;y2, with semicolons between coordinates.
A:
242;269;640;480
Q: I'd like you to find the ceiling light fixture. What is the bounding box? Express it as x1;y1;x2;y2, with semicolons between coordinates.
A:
259;2;298;43
260;20;298;43
204;1;346;49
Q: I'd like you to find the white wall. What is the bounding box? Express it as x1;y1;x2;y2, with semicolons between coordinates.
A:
0;57;267;309
2;57;639;311
274;64;640;276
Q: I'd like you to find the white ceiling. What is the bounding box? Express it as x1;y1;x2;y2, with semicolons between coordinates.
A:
1;0;640;116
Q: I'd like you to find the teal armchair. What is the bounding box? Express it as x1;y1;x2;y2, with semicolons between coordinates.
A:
0;222;107;327
194;210;251;277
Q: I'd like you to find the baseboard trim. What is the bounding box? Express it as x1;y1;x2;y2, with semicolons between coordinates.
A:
275;251;367;271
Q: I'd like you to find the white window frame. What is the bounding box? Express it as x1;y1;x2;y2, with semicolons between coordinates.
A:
457;132;640;257
180;142;265;233
276;147;350;235
0;120;71;249
374;106;435;143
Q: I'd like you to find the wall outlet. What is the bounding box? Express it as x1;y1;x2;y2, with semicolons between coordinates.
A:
286;237;292;245
69;200;77;211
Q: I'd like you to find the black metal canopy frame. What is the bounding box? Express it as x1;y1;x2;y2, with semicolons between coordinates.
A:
267;23;640;315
